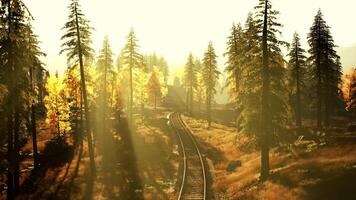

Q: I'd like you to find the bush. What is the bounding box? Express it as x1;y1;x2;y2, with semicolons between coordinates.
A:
41;135;74;168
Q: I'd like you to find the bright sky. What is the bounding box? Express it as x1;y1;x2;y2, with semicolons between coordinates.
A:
23;0;356;75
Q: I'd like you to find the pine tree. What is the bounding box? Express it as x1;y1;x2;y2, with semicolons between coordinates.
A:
60;0;96;176
257;0;289;181
0;0;36;197
95;35;113;118
147;67;163;110
122;28;142;122
184;53;197;114
287;33;307;129
194;58;204;112
308;10;342;128
224;23;244;127
323;33;342;126
158;56;169;84
237;1;288;180
237;13;260;133
25;23;45;170
202;42;219;127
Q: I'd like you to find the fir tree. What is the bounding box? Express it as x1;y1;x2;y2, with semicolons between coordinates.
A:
224;23;244;126
238;1;289;180
60;0;96;177
257;0;289;181
25;23;46;170
147;67;164;110
287;33;307;128
202;42;219;127
122;28;142;122
0;0;36;197
308;10;342;128
95;35;113;116
184;53;197;114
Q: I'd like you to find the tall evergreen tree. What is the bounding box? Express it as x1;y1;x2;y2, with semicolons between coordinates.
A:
202;42;219;127
26;23;45;170
184;53;197;114
96;35;113;115
224;23;244;127
147;68;162;110
323;33;342;126
158;56;169;84
0;0;42;197
308;10;342;128
237;1;288;180
257;0;289;181
60;0;96;177
194;58;204;112
122;28;142;122
287;33;307;129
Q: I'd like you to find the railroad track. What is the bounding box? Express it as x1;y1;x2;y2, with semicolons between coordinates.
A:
169;112;207;200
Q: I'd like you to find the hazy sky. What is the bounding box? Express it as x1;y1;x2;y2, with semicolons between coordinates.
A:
23;0;356;75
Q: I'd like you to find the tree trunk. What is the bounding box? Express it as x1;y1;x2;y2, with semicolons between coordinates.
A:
6;1;15;198
316;20;322;129
31;103;39;169
141;103;144;121
324;48;330;127
30;66;39;169
235;71;240;130
190;85;193;115
13;110;20;194
186;88;189;112
154;94;157;110
103;50;108;122
207;93;211;127
295;44;302;129
129;61;133;123
261;0;270;181
80;86;83;143
75;4;96;177
7;110;14;200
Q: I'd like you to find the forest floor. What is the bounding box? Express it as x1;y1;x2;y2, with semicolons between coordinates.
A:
0;109;179;200
183;114;356;200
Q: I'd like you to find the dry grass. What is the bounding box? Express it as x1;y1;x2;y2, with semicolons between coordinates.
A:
183;115;356;200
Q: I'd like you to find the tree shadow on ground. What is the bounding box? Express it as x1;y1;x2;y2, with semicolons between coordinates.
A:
304;169;356;200
21;136;75;199
93;114;143;200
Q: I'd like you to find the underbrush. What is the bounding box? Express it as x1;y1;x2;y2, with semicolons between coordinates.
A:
41;135;74;168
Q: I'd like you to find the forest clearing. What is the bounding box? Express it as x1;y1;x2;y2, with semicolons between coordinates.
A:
1;0;356;199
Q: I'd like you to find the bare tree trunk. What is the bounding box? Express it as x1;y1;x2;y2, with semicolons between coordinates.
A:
190;85;193;115
7;110;14;200
29;66;39;169
129;57;133;123
6;2;15;198
324;48;330;127
13;110;20;194
31;102;39;168
295;44;302;129
186;88;189;112
75;3;96;177
207;93;211;127
316;20;322;129
261;0;270;181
